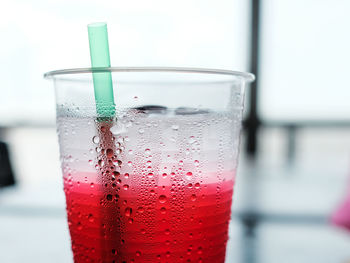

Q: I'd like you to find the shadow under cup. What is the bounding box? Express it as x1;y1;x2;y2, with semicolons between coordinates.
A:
44;67;254;263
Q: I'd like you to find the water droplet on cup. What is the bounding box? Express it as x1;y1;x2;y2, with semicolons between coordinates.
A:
106;148;114;158
92;136;100;144
88;213;94;222
191;194;197;201
159;195;167;203
144;148;151;156
160;207;166;214
171;124;179;130
125;207;132;217
186;172;193;180
188;136;196;144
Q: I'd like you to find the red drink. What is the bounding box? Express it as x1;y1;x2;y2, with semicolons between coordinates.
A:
64;171;235;263
58;109;241;263
49;67;252;263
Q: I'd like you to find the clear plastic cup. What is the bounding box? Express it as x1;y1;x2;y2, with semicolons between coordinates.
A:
44;67;254;263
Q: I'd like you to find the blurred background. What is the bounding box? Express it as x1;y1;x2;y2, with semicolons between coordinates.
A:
1;0;350;262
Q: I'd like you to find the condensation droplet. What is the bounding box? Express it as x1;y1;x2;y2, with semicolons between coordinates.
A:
198;247;203;254
188;136;196;144
92;136;100;144
125;207;132;217
191;194;197;201
123;184;129;190
106;148;114;158
88;213;94;222
144;148;151;156
159;195;167;203
98;159;105;167
186;172;193;180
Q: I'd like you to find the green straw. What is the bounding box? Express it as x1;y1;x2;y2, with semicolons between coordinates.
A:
88;22;115;118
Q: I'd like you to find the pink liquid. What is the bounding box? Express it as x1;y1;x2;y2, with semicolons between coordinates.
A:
64;172;235;263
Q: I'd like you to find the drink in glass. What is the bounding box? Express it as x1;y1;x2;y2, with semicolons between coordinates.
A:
45;68;254;263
